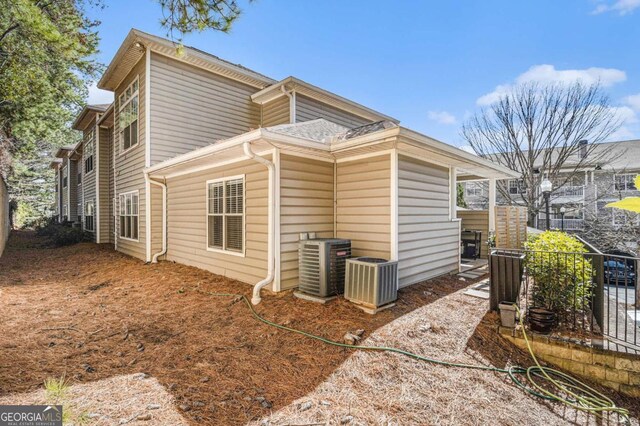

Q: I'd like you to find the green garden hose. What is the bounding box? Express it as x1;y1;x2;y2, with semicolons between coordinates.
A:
196;290;630;424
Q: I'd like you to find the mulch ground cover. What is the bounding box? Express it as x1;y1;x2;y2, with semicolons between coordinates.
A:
0;231;479;425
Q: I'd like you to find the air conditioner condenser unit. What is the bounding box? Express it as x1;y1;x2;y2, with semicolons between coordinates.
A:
345;257;398;311
298;238;351;297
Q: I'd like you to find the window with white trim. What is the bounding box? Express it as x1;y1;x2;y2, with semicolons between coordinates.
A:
119;192;139;240
508;179;525;195
84;130;94;174
614;174;637;192
207;177;244;253
84;199;95;231
465;183;484;197
118;79;139;152
62;204;67;221
62;166;68;188
77;200;82;223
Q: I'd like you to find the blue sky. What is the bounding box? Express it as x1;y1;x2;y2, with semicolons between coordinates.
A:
87;0;640;149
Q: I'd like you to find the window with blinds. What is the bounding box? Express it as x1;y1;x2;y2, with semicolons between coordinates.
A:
119;191;139;240
84;199;95;232
84;129;95;174
207;177;244;253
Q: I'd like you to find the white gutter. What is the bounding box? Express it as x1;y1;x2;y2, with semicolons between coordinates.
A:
150;177;167;263
243;141;275;305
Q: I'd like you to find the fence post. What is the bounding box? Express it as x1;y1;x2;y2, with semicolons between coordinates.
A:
591;254;605;333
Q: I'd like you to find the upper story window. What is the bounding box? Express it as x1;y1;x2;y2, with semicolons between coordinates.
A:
77;169;82;185
207;176;244;254
85;130;95;174
614;174;637;192
118;78;139;152
508;179;526;195
62;166;68;188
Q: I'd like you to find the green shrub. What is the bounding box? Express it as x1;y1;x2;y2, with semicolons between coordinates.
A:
36;220;86;246
524;231;593;314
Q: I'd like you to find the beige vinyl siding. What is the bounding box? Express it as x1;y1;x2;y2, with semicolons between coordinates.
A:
458;210;489;259
279;154;335;289
98;126;112;243
149;53;260;165
262;96;290;127
68;159;78;222
150;182;163;257
108;127;115;244
295;94;371;128
398;155;459;287
115;57;146;260
83;127;97;240
336;154;390;259
166;158;269;286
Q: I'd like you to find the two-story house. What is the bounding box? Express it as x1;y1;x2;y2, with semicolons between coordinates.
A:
461;139;640;231
52;29;518;303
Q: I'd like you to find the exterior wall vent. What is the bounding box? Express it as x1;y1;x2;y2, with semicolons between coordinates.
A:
298;238;351;297
345;257;398;308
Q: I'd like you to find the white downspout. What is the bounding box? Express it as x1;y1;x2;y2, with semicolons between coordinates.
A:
243;141;275;305
281;86;296;124
150;177;167;263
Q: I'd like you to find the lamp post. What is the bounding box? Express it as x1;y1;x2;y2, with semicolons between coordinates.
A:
560;206;566;231
540;179;553;231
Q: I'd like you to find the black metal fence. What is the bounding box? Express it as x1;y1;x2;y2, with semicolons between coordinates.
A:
490;249;639;351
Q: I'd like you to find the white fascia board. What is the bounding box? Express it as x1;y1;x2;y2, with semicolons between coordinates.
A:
145;129;263;175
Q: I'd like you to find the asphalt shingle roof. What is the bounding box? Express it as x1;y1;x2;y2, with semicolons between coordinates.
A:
265;119;350;143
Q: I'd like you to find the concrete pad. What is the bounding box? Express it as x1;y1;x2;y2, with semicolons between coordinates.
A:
293;291;337;304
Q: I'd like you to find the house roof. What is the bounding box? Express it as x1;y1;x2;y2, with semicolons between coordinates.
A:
54;145;76;158
251;76;399;124
49;159;62;169
146;119;518;180
490;139;640;173
72;103;111;130
265;119;350;143
98;29;276;91
96;103;115;127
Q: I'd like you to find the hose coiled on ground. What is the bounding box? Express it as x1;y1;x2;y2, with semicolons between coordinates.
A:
196;290;630;424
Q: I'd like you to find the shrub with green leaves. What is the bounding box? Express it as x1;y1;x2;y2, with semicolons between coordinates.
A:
36;221;86;246
524;231;593;314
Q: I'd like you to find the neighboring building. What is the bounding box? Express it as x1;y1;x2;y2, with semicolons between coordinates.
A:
461;140;640;231
51;29;517;300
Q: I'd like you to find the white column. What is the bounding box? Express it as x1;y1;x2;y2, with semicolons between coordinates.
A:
449;167;457;220
488;178;497;233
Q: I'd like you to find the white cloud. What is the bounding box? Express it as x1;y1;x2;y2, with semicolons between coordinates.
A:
592;0;640;15
477;64;627;105
624;93;640;111
610;105;638;123
87;82;113;105
428;110;457;125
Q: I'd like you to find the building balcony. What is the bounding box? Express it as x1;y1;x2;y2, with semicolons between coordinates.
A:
553;185;584;198
544;218;585;231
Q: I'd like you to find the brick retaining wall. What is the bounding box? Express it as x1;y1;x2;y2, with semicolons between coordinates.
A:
499;326;640;397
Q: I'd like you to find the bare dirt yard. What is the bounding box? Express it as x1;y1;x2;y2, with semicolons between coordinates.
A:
1;231;638;425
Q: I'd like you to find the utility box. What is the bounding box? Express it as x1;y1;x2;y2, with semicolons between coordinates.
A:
489;250;525;311
298;238;351;297
345;257;398;309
